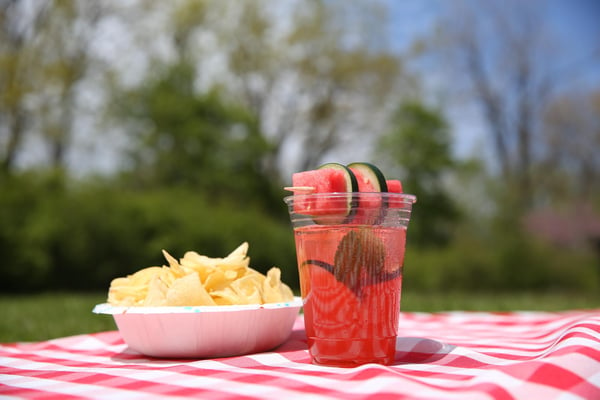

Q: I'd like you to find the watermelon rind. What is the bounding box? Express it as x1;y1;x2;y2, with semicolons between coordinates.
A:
347;162;390;224
317;163;359;193
315;163;359;223
347;162;388;192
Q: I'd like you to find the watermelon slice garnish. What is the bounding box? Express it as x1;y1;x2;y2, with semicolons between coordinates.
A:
291;168;349;194
285;162;406;221
386;179;404;209
347;162;387;212
290;163;358;222
386;179;403;193
317;163;358;193
347;162;388;192
347;162;392;223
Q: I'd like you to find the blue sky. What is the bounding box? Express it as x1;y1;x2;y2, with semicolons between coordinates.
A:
382;0;600;160
548;0;600;44
386;0;600;85
544;0;600;87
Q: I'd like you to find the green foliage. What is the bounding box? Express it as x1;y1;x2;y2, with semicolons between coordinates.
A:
3;169;597;296
403;223;600;293
0;172;298;292
0;171;65;288
375;100;600;296
115;62;279;211
378;100;461;247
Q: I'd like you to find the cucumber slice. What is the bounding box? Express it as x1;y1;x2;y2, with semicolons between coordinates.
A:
318;162;359;192
347;162;388;192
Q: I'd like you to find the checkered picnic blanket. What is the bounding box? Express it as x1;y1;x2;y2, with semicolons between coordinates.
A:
1;310;599;399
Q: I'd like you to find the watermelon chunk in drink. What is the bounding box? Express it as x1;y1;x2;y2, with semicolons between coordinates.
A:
386;179;405;209
347;167;385;224
291;168;349;194
291;164;358;223
386;179;403;193
288;162;408;222
291;169;351;217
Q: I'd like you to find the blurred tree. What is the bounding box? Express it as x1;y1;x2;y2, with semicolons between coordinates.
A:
281;0;408;173
539;89;600;205
0;0;106;174
114;62;275;208
34;0;104;170
1;0;411;181
434;0;600;211
377;101;461;247
0;0;42;173
162;0;411;183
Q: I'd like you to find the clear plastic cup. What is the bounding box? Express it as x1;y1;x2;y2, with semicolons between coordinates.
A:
284;192;416;367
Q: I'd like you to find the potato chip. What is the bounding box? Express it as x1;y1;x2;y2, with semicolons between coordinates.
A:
230;274;264;304
107;242;294;307
166;273;215;306
108;266;164;306
211;287;243;305
263;267;295;304
143;275;168;306
204;268;234;293
162;250;188;279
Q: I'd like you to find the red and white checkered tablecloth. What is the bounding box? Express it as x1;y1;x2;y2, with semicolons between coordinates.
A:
1;310;599;399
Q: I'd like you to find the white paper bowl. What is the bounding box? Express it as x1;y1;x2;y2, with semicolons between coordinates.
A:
93;297;302;359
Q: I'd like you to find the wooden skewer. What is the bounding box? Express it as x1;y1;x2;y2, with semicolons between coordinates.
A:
283;186;316;193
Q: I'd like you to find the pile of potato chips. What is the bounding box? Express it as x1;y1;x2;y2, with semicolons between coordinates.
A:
107;242;294;307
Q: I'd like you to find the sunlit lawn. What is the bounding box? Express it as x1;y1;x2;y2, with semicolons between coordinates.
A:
401;289;600;313
0;290;599;343
0;292;114;343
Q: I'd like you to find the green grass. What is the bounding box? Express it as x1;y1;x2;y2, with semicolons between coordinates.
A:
0;292;116;343
401;289;600;313
0;290;598;343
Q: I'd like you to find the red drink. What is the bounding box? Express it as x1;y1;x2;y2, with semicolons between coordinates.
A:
285;191;415;367
294;224;406;366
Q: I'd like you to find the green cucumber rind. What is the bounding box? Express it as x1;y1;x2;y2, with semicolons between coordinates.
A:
347;162;389;225
347;162;388;192
316;162;359;222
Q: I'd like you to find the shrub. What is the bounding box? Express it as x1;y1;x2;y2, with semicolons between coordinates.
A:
403;226;599;293
0;173;298;292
